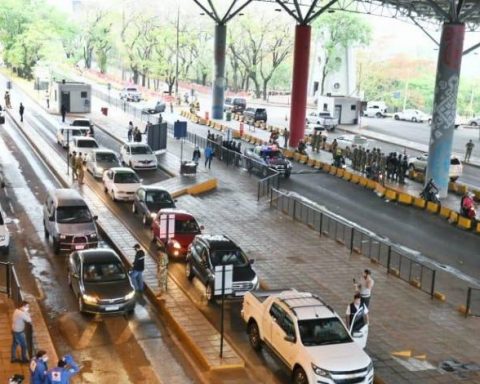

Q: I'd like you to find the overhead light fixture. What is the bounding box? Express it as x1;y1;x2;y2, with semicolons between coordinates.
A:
328;9;335;13
275;8;282;12
239;12;244;16
200;12;205;15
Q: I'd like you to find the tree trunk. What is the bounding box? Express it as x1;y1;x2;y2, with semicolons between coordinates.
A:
320;57;329;96
262;79;269;101
132;69;139;84
201;72;207;86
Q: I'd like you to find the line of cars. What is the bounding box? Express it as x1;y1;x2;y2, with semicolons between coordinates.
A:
224;97;268;123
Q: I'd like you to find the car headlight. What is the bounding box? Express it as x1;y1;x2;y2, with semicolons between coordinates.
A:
82;294;98;304
60;234;67;240
367;361;374;374
312;364;330;378
251;275;259;288
96;166;104;173
89;233;97;239
171;240;182;249
124;291;135;300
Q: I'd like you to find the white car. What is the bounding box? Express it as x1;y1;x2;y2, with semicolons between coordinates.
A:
0;209;10;255
102;167;142;202
468;117;480;126
394;109;430;123
242;290;373;384
363;101;387;118
86;149;121;178
408;153;463;181
119;87;142;102
120;143;158;170
304;123;326;136
69;137;99;158
334;135;369;150
305;112;338;131
56;126;90;148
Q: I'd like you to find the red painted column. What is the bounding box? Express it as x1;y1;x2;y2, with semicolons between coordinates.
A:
288;24;311;148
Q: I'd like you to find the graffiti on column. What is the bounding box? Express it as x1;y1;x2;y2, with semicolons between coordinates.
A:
430;75;459;143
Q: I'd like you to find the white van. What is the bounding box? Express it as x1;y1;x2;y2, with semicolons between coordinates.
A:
363;101;388;118
56;126;90;148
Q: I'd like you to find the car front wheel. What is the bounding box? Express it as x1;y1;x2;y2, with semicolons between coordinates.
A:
185;261;194;281
471;122;478;127
205;283;215;303
293;367;308;384
132;203;137;214
394;115;399;120
78;296;84;313
248;321;262;351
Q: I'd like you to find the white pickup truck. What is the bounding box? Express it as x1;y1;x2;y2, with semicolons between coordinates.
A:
241;290;373;384
305;111;338;131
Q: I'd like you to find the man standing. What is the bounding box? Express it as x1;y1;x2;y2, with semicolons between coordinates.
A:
11;300;32;363
345;293;369;332
465;139;474;162
19;103;25;122
5;91;11;108
131;244;145;293
355;269;375;308
70;151;77;181
204;145;214;169
75;153;84;185
45;91;50;109
61;104;67;123
46;354;79;384
282;128;289;148
30;350;49;384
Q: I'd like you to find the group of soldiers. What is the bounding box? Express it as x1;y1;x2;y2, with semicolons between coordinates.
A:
349;147;409;184
70;151;85;184
310;130;328;152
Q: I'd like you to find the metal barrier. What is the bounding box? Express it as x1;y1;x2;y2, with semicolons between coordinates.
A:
270;188;479;315
0;261;33;357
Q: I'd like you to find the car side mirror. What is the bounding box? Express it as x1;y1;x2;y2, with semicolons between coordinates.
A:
140;179;144;183
93;215;98;221
284;335;295;343
249;259;255;265
200;225;205;231
174;199;178;203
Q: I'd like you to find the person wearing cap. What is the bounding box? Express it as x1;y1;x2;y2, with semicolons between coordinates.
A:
131;244;145;292
30;349;49;384
46;354;79;384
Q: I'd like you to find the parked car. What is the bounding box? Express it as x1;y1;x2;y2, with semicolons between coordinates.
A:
243;107;267;123
56;126;90;148
141;100;166;114
468;117;480;126
67;248;136;315
119;86;142;102
86;149;121;179
427;114;466;128
185;234;259;302
43;189;98;254
70;118;93;129
132;187;176;225
224;97;247;113
305;111;338;131
394;109;430;123
363;101;387;118
119;143;158;170
241;289;373;384
151;208;202;259
408;153;462;181
69;137;99;158
334;135;369;150
244;145;292;178
304;123;326;137
0;209;10;255
102;167;142;202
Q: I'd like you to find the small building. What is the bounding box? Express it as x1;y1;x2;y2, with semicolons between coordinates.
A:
53;81;91;114
318;95;360;125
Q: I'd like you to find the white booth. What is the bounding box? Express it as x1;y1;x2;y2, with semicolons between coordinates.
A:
54;81;91;114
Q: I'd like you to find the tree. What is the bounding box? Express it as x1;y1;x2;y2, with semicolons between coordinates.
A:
313;13;371;95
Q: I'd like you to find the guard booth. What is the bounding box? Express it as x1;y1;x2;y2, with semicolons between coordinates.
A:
147;122;167;152
54;80;91;114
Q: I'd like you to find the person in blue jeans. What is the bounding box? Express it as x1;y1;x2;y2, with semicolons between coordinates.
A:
46;354;79;384
30;350;49;384
131;244;145;292
11;300;32;363
204;145;214;169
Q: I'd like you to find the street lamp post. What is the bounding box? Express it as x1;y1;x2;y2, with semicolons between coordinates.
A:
175;7;180;97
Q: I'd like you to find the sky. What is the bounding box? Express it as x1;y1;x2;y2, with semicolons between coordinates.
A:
46;0;480;78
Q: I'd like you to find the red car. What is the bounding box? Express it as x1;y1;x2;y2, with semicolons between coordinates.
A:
151;209;202;259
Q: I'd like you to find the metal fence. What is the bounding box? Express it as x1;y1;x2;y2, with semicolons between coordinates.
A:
0;262;34;356
270;188;480;316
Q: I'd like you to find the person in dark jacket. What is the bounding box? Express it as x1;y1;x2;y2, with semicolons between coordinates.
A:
19;103;25;122
30;350;49;384
131;244;145;292
192;146;201;164
61;104;67;123
46;354;79;384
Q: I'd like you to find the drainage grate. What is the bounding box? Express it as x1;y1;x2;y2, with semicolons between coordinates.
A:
439;359;480;379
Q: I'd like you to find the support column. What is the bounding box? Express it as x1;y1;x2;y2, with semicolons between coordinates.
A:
426;23;465;198
212;23;227;120
288;24;311;148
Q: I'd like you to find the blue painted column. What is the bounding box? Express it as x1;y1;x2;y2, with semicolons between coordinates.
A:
426;23;465;198
212;23;227;120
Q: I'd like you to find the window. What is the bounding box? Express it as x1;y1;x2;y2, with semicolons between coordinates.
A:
194;242;205;257
351;105;356;111
298;317;352;346
80;91;87;98
269;303;284;322
210;249;248;267
56;206;92;224
83;262;126;282
281;315;295;337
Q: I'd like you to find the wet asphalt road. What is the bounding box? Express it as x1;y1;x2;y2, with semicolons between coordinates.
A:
0;113;197;383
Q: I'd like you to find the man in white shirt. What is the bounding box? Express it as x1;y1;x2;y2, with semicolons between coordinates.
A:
11;300;32;363
355;269;375;308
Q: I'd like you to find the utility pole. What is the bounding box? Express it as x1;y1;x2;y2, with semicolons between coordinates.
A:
175;6;180;96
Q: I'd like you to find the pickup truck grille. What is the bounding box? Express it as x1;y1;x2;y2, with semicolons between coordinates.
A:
232;281;253;291
333;378;366;384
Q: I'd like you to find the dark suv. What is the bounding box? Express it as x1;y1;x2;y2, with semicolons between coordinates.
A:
224;97;246;113
243;107;267;123
185;234;259;302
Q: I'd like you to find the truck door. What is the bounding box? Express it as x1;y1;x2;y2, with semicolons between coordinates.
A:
271;310;297;367
262;302;283;346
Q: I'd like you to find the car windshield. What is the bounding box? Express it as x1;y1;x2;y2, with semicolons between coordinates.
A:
298;317;352;346
72;120;90;127
131;146;152;155
234;99;246;106
261;149;282;159
210;249;249;267
174;218;200;234
82;262;126;282
77;140;98;148
96;153;118;163
114;172;140;183
56;206;92;224
71;129;87;136
146;190;174;205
